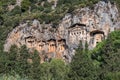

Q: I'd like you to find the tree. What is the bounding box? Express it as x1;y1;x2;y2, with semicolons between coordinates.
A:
36;59;69;80
92;31;120;80
0;16;3;25
15;45;30;77
0;45;18;75
21;0;31;12
10;6;21;15
68;43;99;80
49;59;69;80
27;50;41;80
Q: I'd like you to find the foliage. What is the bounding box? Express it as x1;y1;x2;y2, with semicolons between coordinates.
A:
0;31;120;80
68;41;99;80
0;0;101;27
10;6;21;15
0;74;28;80
0;0;120;80
21;0;31;12
0;45;69;80
91;31;120;80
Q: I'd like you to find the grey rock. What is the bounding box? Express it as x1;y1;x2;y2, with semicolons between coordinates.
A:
4;1;120;63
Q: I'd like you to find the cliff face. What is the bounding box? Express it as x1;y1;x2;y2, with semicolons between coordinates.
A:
4;1;120;63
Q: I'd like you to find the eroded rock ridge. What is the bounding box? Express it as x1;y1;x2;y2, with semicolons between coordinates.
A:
4;1;120;63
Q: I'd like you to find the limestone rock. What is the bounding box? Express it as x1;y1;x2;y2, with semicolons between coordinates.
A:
4;1;120;63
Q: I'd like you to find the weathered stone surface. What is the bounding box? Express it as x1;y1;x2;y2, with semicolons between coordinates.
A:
16;0;22;6
4;1;120;63
8;0;23;11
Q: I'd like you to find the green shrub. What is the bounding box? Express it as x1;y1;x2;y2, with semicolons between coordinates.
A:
10;6;21;15
21;0;31;12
